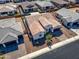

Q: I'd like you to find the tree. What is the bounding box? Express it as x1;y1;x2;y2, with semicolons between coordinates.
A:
45;32;52;47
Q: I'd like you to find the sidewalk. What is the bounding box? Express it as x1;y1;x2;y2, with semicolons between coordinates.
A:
18;35;79;59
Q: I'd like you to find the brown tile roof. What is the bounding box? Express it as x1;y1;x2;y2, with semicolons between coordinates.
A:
26;15;45;36
42;13;61;28
38;16;52;27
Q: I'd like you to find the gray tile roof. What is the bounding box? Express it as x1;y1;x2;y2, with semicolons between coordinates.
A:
0;3;17;12
51;0;69;5
35;1;55;8
0;18;22;44
0;27;22;44
68;0;79;3
1;35;17;44
56;8;79;22
16;1;37;9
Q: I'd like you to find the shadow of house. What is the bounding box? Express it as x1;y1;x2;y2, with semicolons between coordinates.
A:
32;37;46;46
1;41;18;54
56;8;79;29
52;29;63;37
18;35;24;45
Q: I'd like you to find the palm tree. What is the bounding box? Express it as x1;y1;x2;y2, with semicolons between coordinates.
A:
45;32;52;47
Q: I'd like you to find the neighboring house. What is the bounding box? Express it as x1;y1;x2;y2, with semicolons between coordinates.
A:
0;18;23;48
68;0;79;4
0;27;22;47
0;3;18;17
16;1;38;15
51;0;69;8
38;16;53;32
26;15;45;40
0;0;12;4
27;12;61;34
42;13;61;32
56;8;79;28
0;0;27;3
35;1;55;12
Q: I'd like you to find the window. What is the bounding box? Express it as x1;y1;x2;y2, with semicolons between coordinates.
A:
24;9;28;13
28;8;33;12
39;34;42;37
9;11;13;14
73;22;79;27
1;12;7;15
46;6;50;9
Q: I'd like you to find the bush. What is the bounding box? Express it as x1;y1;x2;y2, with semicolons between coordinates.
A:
45;32;52;44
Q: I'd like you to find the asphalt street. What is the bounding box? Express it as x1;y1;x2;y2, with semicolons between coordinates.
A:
33;40;79;59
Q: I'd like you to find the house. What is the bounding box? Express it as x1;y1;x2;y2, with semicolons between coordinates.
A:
12;0;27;3
16;1;38;15
42;13;61;32
0;3;18;17
67;0;79;4
0;18;23;48
0;27;22;47
56;8;79;28
35;1;55;12
0;0;12;4
26;15;45;40
51;0;69;8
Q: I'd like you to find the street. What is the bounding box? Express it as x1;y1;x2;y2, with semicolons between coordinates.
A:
34;40;79;59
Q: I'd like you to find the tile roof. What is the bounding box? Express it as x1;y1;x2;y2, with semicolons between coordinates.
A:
56;8;79;22
0;27;21;44
16;1;37;9
68;0;79;3
0;3;17;12
51;0;69;4
0;18;22;44
26;15;45;36
42;13;61;28
35;1;55;7
38;16;52;28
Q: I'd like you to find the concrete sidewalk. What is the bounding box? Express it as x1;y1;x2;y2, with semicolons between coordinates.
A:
18;35;79;59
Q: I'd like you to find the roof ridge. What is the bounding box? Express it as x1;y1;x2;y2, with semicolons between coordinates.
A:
0;32;17;44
